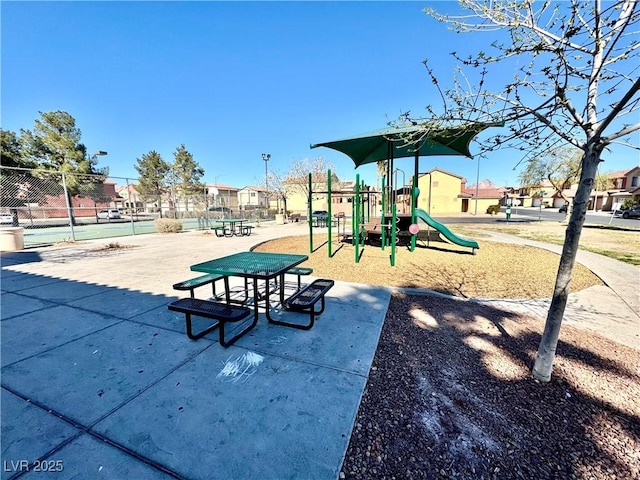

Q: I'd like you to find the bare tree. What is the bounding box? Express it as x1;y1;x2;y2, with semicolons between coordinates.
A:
518;147;582;217
399;1;640;381
285;156;336;207
264;169;289;215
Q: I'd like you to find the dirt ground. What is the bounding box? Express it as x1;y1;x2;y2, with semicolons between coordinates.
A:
253;229;604;299
256;222;640;480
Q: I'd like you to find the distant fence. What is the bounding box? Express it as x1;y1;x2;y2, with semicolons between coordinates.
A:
0;167;274;247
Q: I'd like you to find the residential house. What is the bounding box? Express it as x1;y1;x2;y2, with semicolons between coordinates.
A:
546;166;639;212
237;186;268;210
47;177;119;218
414;168;466;214
207;183;239;211
115;183;144;213
284;173;337;215
461;180;506;213
602;166;640;210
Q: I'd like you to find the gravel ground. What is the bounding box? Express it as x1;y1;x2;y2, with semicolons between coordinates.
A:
340;293;640;480
256;229;640;480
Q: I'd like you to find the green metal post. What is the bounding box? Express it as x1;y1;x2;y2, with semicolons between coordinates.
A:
308;173;313;252
355;173;360;263
410;171;418;252
391;203;397;266
351;196;356;245
381;175;386;250
327;169;332;257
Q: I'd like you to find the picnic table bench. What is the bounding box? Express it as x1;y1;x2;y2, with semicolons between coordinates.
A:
211;226;228;237
270;278;334;330
286;266;313;290
168;298;255;346
173;273;227;299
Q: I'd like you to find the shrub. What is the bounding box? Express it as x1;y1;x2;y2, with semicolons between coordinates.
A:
486;204;501;215
620;199;636;210
154;218;183;233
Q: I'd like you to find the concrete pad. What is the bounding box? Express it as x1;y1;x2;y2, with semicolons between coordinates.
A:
20;434;175;480
0;292;57;321
66;287;173;320
0;272;65;293
0;250;44;267
129;303;190;336
1;389;80;480
93;346;365;480
1;305;121;367
235;283;390;376
1;322;211;425
14;279;112;303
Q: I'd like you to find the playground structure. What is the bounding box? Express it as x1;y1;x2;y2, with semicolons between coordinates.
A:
308;124;498;264
305;169;479;266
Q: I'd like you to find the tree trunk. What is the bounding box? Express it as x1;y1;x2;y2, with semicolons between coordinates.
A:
65;189;77;227
532;146;601;382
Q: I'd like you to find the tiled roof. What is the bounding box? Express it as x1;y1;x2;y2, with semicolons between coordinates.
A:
462;187;506;199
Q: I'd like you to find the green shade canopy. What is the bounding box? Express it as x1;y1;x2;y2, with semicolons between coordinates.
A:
310;123;501;167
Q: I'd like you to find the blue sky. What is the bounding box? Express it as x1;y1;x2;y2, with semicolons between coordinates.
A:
2;1;637;190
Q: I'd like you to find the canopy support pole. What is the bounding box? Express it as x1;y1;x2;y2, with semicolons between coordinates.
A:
411;150;419;252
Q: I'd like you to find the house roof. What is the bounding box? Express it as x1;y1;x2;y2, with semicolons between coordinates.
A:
608;169;629;179
239;185;267;192
208;183;238;191
462;187;506;199
421;167;464;179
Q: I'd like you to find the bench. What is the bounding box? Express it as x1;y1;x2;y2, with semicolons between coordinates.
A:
271;278;334;330
173;273;227;299
286;266;313;291
168;298;255;346
241;225;254;236
211;226;228;237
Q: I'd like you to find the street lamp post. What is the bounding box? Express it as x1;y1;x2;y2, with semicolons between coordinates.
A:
89;149;108;211
262;153;270;209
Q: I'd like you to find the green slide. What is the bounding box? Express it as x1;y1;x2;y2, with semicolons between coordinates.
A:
414;208;479;251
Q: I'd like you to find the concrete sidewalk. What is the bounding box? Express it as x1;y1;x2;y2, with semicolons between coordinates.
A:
1;222;392;479
473;230;639;350
1;222;638;479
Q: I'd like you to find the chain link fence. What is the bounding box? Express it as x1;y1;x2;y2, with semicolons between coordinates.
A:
0;166;274;247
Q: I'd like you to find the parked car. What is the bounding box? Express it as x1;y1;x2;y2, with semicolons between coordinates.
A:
621;206;640;219
98;209;121;219
0;212;14;224
312;210;328;219
559;204;569;213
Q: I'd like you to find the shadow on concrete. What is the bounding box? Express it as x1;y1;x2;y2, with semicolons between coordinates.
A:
1;268;389;480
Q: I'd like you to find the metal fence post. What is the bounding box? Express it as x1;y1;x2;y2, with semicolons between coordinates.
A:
61;172;76;241
126;178;137;235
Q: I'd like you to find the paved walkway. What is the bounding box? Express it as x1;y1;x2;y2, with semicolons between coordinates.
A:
475;230;639;350
1;222;638;479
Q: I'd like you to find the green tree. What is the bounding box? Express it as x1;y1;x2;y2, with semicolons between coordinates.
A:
135;150;170;218
1;129;36;225
1;129;32;168
401;1;639;381
171;144;204;212
518;147;582;216
19;111;108;225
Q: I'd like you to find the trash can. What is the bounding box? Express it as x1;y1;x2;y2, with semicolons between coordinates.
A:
0;227;25;251
275;214;285;225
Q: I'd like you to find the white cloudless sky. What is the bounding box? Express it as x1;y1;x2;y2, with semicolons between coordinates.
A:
2;1;637;189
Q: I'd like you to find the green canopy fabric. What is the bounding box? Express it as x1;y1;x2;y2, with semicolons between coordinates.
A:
310;123;501;167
